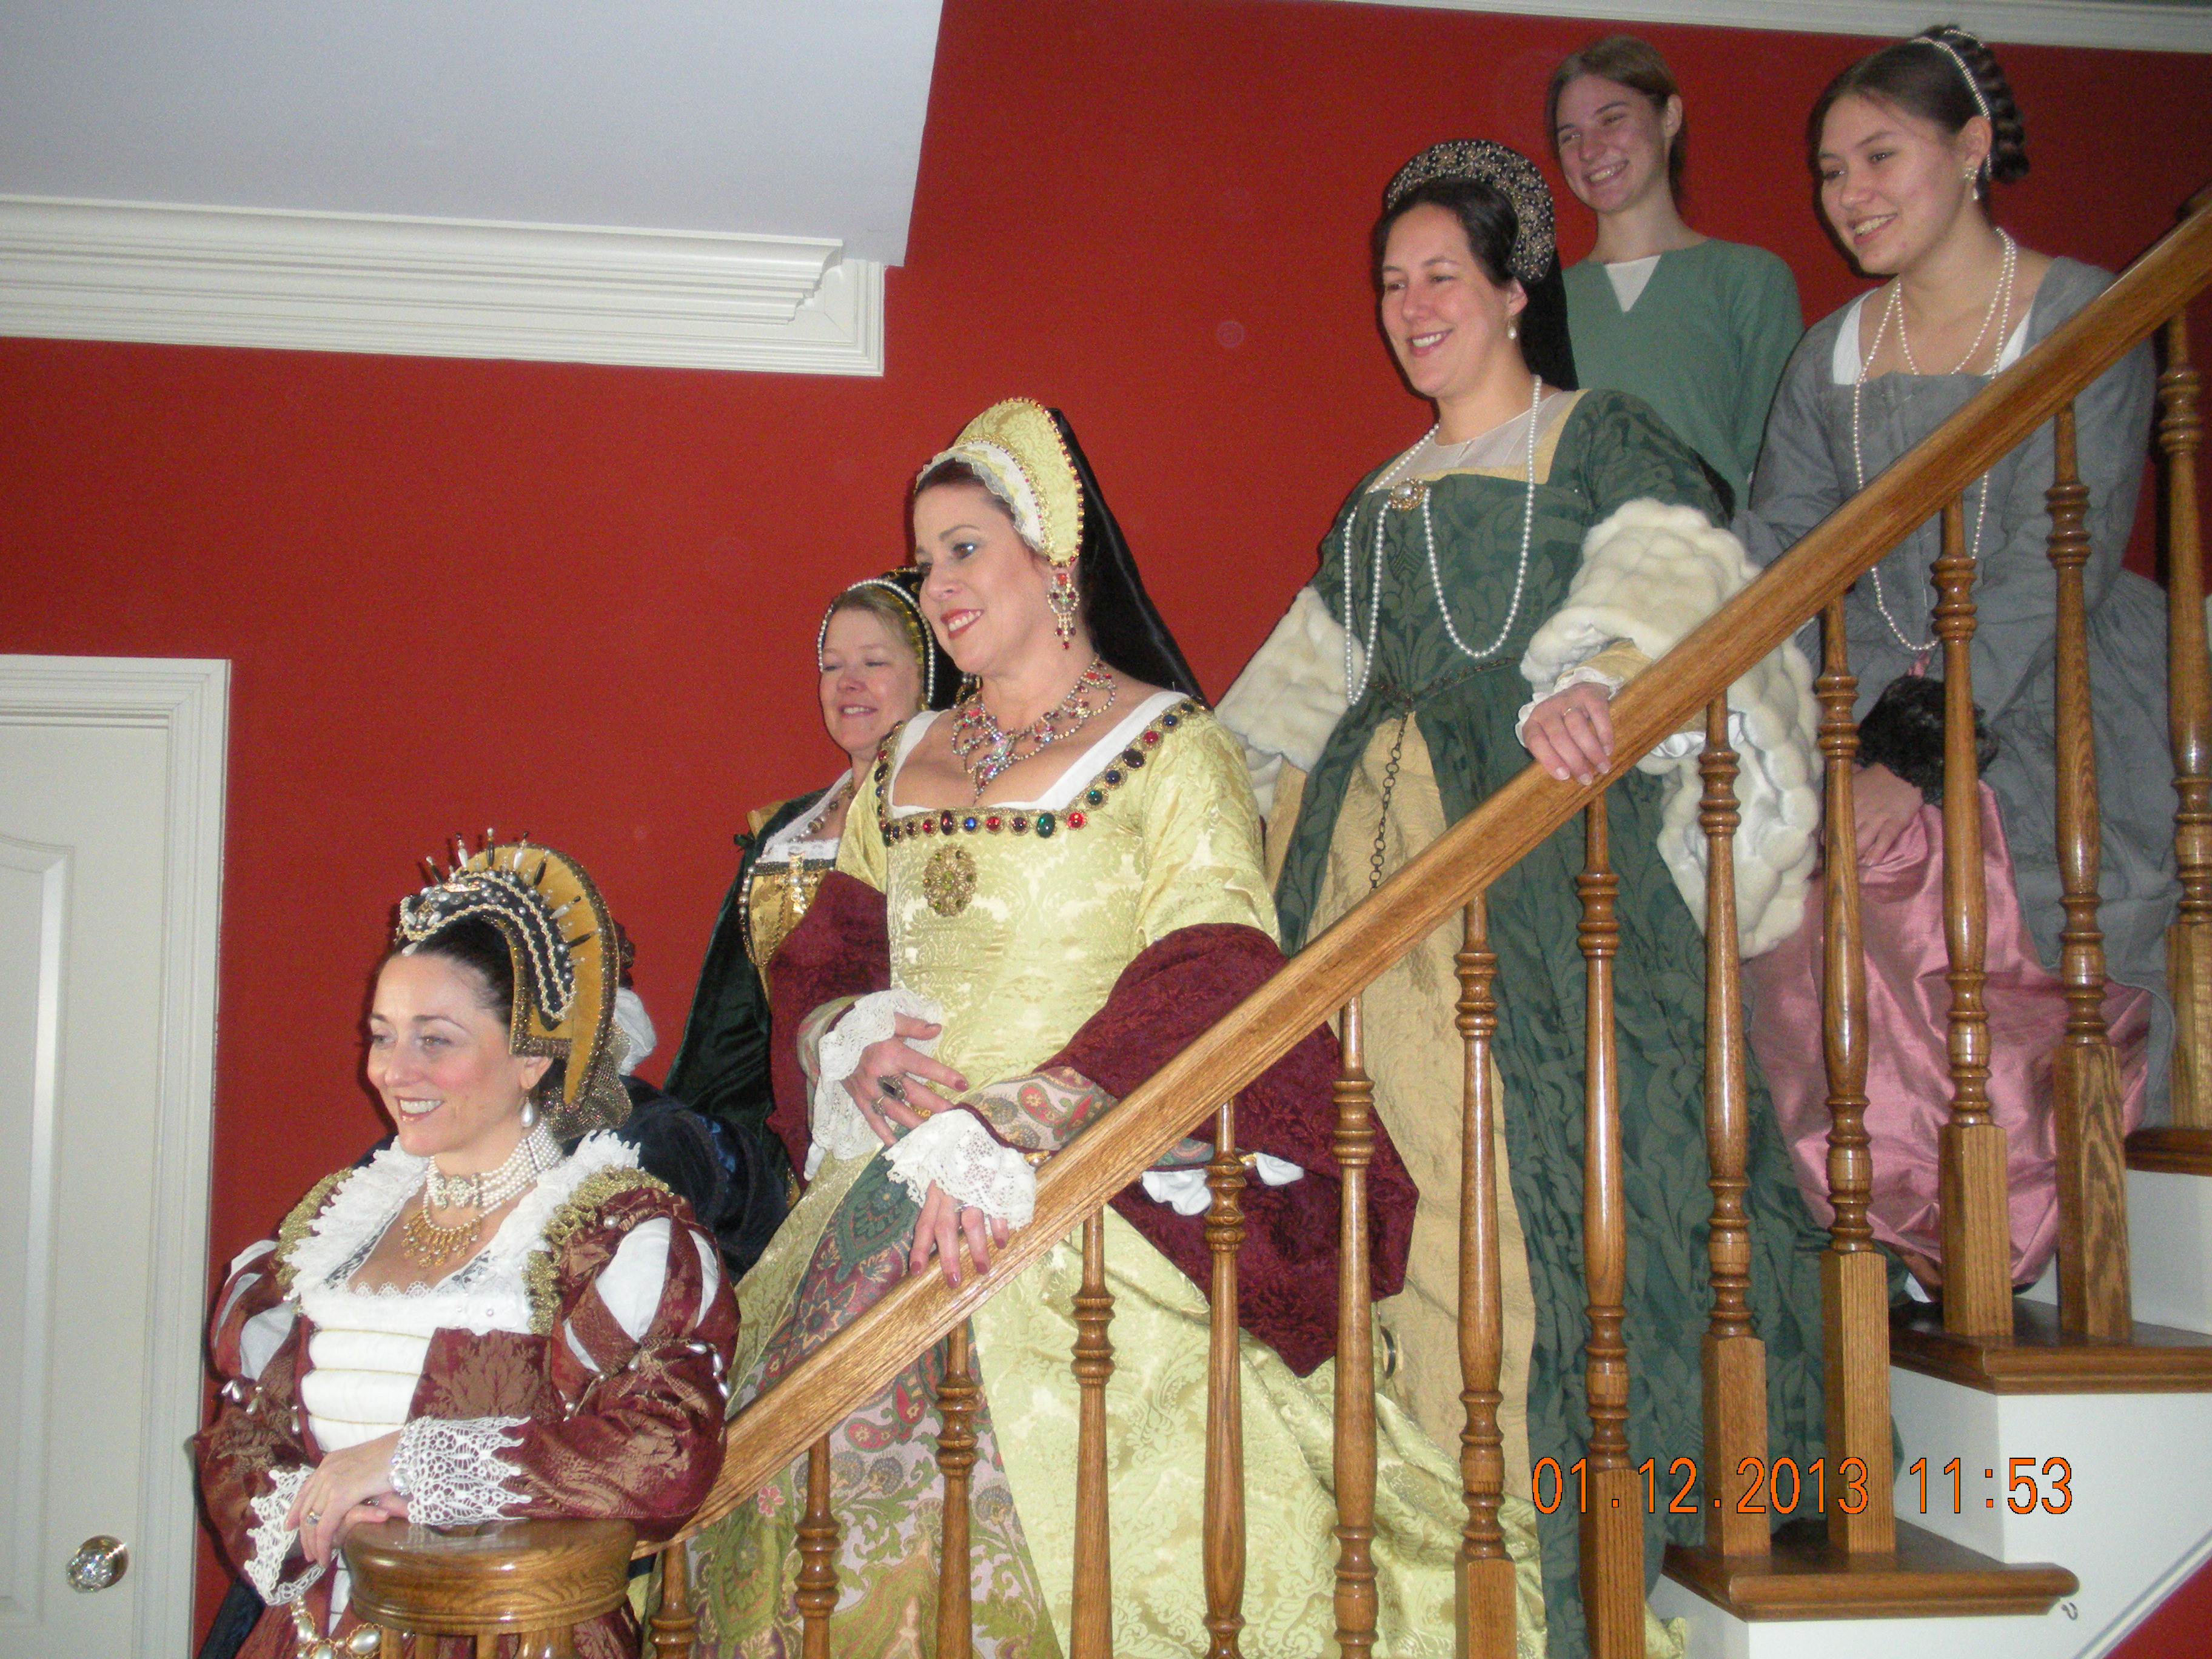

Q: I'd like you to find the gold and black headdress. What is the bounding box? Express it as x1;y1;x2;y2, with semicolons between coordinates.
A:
1383;138;1557;284
395;839;628;1138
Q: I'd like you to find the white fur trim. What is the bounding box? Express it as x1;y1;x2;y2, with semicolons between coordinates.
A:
1520;499;1818;956
1218;586;1362;816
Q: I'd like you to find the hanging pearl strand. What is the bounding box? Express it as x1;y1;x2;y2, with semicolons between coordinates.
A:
1852;230;2017;656
1344;375;1545;706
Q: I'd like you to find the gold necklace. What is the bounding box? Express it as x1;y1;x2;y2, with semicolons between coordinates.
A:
400;1192;483;1270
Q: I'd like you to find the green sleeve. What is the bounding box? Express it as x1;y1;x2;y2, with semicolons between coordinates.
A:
1569;389;1725;523
662;793;817;1133
1732;252;1805;495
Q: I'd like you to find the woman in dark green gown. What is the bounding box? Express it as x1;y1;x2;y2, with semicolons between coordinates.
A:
1219;139;1829;1657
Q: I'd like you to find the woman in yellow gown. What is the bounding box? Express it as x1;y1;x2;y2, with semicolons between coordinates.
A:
689;400;1544;1657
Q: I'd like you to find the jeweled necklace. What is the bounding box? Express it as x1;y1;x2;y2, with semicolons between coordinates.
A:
404;1121;561;1269
950;657;1116;799
1851;233;2016;655
1345;375;1545;706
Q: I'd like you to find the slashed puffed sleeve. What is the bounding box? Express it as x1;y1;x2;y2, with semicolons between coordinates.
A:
192;1184;337;1607
404;1177;740;1548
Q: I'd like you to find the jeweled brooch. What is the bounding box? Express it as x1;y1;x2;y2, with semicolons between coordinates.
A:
922;843;978;917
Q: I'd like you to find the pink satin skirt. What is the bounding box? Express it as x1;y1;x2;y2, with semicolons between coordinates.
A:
1743;783;2150;1284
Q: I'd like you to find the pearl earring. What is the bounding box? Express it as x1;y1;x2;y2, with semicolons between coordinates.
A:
520;1098;538;1130
1507;319;1519;340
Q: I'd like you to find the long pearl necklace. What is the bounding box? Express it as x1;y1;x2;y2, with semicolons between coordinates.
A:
1851;232;2017;656
1344;375;1545;706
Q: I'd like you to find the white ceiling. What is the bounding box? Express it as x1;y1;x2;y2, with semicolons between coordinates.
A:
0;0;943;265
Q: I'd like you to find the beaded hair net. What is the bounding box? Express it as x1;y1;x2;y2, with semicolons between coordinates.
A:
817;571;940;708
920;397;1085;569
395;837;628;1138
1383;139;1557;284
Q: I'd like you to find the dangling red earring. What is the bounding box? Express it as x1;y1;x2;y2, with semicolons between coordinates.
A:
1048;565;1079;649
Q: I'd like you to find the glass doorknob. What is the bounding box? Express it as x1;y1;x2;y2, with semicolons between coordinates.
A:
66;1535;128;1592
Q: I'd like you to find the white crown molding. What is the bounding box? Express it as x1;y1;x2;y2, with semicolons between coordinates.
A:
0;195;885;376
1337;0;2212;53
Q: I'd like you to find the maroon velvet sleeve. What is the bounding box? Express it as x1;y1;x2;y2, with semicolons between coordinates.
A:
763;871;890;1176
1044;921;1417;1376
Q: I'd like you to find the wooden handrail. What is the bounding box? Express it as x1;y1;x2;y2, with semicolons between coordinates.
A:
685;187;2212;1533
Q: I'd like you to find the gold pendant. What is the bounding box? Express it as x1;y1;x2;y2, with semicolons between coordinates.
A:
1386;479;1429;511
922;843;977;917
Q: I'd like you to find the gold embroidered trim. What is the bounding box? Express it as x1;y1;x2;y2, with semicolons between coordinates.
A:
272;1170;349;1296
522;1165;671;1336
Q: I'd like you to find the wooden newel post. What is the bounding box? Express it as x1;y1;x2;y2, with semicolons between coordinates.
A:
1455;894;1515;1658
1577;799;1641;1658
2046;401;2133;1339
1202;1104;1248;1659
1934;497;2015;1337
2163;310;2212;1128
1332;997;1379;1659
1816;600;1895;1553
1697;697;1770;1557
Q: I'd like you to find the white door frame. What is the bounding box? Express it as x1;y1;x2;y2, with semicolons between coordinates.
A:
0;655;226;1657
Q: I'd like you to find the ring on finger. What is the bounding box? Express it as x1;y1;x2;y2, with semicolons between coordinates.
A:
305;1510;323;1525
879;1074;907;1102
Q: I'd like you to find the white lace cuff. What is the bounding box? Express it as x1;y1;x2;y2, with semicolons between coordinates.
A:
244;1464;322;1604
392;1416;528;1527
1140;1154;1304;1216
810;988;944;1170
885;1110;1035;1226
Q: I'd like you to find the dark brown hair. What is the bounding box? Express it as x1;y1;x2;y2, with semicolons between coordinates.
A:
1811;25;2028;187
1546;36;1686;199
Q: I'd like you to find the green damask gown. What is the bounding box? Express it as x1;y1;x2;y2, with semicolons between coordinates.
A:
1273;389;1829;1658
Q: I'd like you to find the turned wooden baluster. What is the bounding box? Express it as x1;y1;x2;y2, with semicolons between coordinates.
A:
936;1327;980;1659
1697;697;1769;1557
1577;800;1640;1658
2047;403;2134;1339
1332;996;1379;1659
795;1438;839;1659
2164;310;2212;1128
1934;497;2014;1336
1816;600;1895;1553
1203;1101;1248;1659
1454;894;1514;1658
1071;1212;1115;1659
649;1538;697;1659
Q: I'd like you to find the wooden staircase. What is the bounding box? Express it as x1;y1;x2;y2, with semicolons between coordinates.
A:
625;188;2212;1656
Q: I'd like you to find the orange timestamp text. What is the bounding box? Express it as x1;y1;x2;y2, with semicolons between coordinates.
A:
1531;1455;2074;1517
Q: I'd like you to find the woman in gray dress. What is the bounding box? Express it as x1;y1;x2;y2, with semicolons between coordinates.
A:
1738;25;2170;1284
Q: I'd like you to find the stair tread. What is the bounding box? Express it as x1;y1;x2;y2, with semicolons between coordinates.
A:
1889;1298;2212;1392
1662;1520;2077;1621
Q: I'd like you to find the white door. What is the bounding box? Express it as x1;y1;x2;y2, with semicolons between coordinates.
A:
0;659;226;1659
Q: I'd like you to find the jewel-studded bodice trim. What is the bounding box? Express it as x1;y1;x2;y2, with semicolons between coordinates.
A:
877;699;1202;845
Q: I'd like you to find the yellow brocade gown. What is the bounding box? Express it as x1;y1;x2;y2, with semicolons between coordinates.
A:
689;691;1543;1658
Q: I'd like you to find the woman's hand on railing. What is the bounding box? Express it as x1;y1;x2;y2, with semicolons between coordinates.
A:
1852;762;1924;864
911;1179;1012;1288
1522;682;1615;786
843;1014;968;1144
287;1430;401;1567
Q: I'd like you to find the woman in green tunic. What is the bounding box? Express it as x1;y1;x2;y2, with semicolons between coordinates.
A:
1546;36;1801;511
1219;140;1828;1658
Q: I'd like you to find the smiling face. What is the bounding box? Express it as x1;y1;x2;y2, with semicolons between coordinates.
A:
367;951;549;1173
1378;202;1527;411
1818;92;1987;276
819;603;924;769
913;480;1060;678
1553;73;1679;218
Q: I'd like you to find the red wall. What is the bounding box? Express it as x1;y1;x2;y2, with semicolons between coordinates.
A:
4;0;2209;1642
